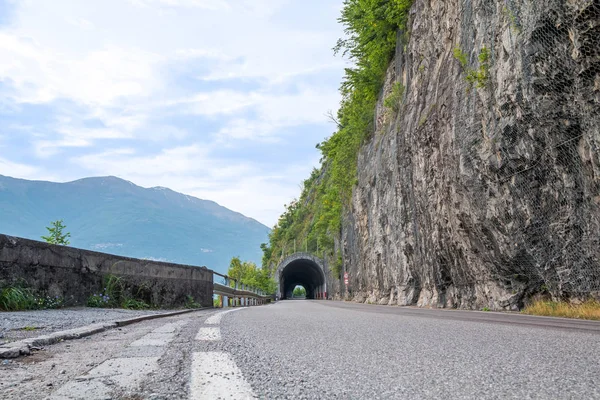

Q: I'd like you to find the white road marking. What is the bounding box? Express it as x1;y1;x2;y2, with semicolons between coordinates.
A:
49;321;190;398
205;308;244;325
49;357;159;400
190;352;256;399
130;332;175;347
195;327;221;341
152;320;188;333
130;320;189;347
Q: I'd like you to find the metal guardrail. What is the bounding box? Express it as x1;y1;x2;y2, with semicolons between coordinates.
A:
212;271;273;308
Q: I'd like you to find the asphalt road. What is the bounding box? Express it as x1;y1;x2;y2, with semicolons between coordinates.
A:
1;301;599;399
223;301;600;399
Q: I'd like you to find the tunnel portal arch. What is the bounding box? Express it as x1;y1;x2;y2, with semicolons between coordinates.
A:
276;253;327;300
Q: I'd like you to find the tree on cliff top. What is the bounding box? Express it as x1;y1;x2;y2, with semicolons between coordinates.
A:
42;219;71;245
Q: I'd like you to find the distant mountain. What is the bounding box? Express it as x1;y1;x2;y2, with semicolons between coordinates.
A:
0;175;270;274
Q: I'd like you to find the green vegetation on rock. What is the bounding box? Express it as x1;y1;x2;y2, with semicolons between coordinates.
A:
262;0;414;271
384;82;405;112
454;46;490;90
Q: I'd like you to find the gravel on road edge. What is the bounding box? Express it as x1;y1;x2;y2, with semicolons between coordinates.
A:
0;308;201;359
1;308;171;344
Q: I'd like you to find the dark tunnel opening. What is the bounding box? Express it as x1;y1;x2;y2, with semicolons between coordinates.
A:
279;259;326;300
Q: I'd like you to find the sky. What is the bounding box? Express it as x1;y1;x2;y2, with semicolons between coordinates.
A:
0;0;346;227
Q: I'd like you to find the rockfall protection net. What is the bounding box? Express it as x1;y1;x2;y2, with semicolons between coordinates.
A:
453;0;600;295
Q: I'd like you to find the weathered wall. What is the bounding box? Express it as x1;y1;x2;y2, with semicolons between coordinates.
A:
0;235;213;308
341;0;600;309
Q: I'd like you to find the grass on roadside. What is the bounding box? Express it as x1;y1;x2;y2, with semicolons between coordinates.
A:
0;287;39;311
186;295;202;309
87;275;151;310
0;286;65;311
523;299;600;320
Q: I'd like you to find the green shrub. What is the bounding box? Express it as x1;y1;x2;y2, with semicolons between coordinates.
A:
104;275;124;304
384;82;405;112
186;295;202;309
0;287;39;311
87;293;111;308
0;286;65;311
87;275;150;309
87;275;123;308
453;47;468;69
40;295;65;309
454;46;490;90
121;298;150;310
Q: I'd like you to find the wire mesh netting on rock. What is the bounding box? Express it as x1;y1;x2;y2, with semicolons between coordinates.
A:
451;0;600;297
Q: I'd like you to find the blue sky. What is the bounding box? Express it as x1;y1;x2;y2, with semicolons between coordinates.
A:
0;0;346;227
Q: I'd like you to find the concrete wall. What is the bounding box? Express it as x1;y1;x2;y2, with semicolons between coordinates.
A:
0;234;214;308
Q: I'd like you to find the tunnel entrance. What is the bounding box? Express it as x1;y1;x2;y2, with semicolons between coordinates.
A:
276;253;327;300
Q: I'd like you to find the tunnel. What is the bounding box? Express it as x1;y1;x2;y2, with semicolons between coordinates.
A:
277;253;327;300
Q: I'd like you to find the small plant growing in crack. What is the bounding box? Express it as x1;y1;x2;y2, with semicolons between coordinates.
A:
454;46;491;90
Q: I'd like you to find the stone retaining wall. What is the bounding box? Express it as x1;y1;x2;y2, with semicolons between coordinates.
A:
0;234;213;308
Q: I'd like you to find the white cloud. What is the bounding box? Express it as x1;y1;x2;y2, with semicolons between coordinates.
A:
0;34;161;106
69;144;318;225
0;0;345;225
174;48;232;61
0;0;341;104
175;90;262;116
0;157;50;180
65;17;95;30
34;137;92;158
74;145;214;176
128;0;232;11
215;87;340;142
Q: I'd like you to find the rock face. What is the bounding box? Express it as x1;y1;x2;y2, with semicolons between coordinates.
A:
341;0;600;309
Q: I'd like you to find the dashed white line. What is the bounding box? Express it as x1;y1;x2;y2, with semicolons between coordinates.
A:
152;321;188;333
130;320;188;347
195;327;221;341
205;308;244;325
130;332;175;347
190;352;256;399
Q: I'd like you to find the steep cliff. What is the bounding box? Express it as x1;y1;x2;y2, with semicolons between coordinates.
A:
342;0;600;310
